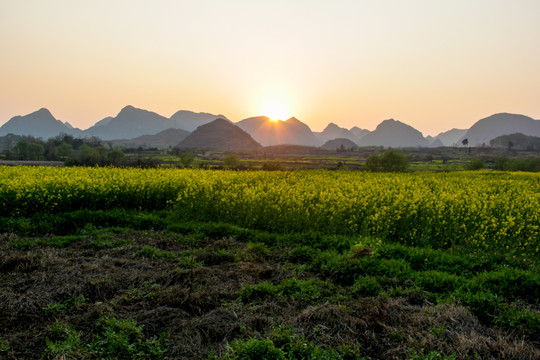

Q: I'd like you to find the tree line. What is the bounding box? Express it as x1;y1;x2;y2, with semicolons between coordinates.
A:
2;134;125;166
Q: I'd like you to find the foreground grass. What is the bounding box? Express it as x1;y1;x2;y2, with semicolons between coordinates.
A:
1;210;539;359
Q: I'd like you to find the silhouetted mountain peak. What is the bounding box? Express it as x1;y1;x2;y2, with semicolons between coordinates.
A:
177;118;261;150
117;105;157;118
323;123;341;131
462;113;540;146
360;118;429;147
0;108;82;138
35;107;54;116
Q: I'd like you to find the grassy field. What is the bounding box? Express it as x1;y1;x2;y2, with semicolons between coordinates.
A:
0;166;539;359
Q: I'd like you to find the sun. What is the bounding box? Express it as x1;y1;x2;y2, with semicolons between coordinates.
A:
261;101;290;121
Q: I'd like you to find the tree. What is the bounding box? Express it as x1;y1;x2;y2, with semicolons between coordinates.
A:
364;153;381;172
108;149;125;165
78;145;100;165
223;154;240;169
465;158;485;170
57;142;74;160
365;149;409;172
14;141;44;160
179;152;195;168
14;140;29;160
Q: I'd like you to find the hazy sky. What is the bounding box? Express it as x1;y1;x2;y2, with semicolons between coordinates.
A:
1;0;539;135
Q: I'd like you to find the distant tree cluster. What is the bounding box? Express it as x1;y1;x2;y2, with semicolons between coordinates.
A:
493;156;540;172
490;133;540;151
2;133;125;166
364;149;409;172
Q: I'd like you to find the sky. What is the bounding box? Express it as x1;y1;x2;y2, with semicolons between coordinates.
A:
1;0;539;136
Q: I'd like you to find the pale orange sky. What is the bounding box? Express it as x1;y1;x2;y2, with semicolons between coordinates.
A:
1;0;539;136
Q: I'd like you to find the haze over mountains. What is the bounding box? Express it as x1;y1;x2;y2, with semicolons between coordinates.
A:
1;106;540;150
236;116;320;146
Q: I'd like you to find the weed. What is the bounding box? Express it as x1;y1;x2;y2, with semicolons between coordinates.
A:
89;316;166;359
408;349;456;360
45;321;84;359
413;271;464;294
0;338;10;352
351;275;383;297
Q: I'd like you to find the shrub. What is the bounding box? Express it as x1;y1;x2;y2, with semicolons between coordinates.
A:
465;158;485;170
240;282;277;302
453;290;501;324
413;271;464;294
494;304;540;337
226;338;285;360
89;316;166;359
365;150;409;172
469;268;540;303
351;275;383;297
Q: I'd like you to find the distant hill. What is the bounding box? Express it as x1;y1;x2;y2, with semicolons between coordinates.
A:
84;106;174;140
350;126;370;140
435;128;467;146
359;119;431;147
315;123;360;144
489;133;540;150
0;108;82;138
321;138;358;150
461;113;540;146
85;106;226;140
236;116;321;146
109;128;190;149
170;110;229;132
176;118;261;150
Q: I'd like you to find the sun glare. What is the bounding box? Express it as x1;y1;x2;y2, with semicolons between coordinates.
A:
261;101;289;121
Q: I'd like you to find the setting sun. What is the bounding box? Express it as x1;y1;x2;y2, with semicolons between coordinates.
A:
261;101;290;121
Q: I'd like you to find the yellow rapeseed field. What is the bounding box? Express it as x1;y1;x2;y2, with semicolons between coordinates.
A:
1;166;538;258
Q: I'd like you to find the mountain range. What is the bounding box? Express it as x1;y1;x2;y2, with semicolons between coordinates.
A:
1;106;539;150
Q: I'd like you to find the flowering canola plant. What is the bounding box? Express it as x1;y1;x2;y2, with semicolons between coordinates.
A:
1;166;538;259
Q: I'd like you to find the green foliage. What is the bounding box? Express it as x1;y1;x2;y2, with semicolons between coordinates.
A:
214;325;367;360
223;154;241;168
179;152;195;168
45;316;166;359
413;271;463;294
108;149;125;165
469;268;540;303
45;322;84;359
240;241;271;261
365;149;409;172
43;296;87;316
289;245;317;264
408;349;456;360
494;156;540;172
465;158;485;170
89;316;166;359
227;338;285;360
14;140;45;160
56;142;74;159
453;290;501;324
240;278;334;304
0;338;10;352
351;275;383;297
494;304;540;337
47;235;86;248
